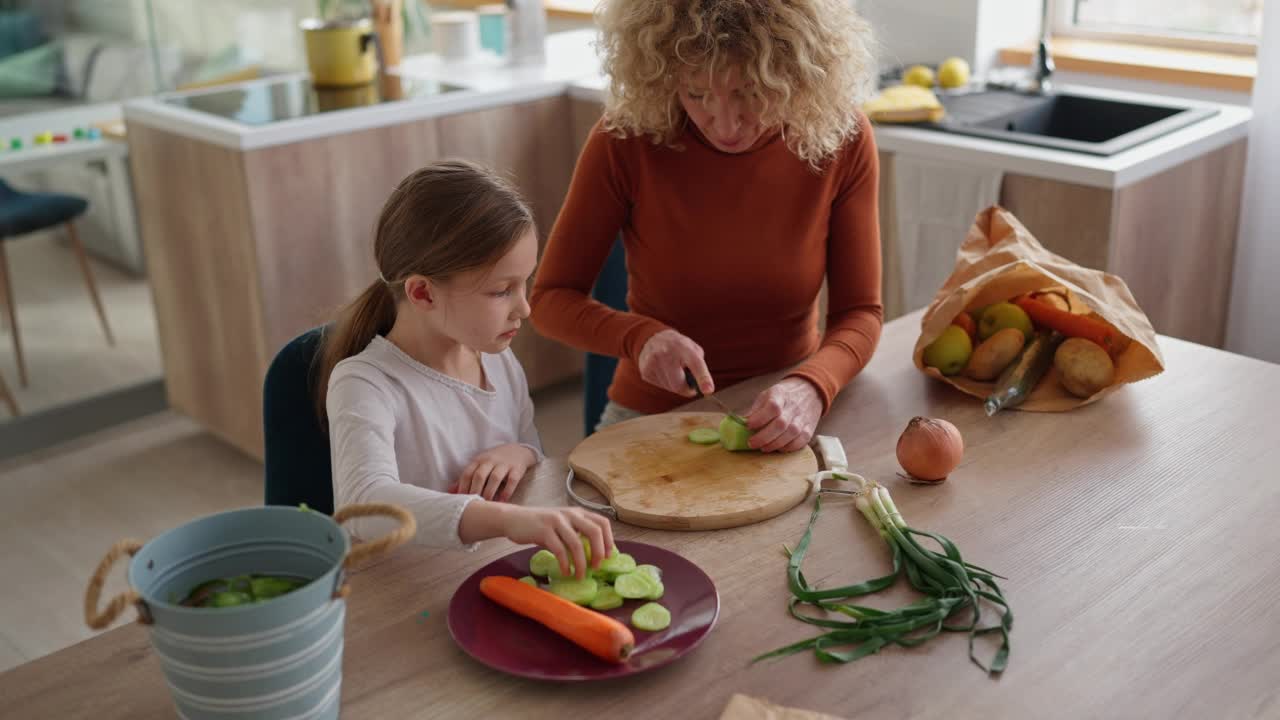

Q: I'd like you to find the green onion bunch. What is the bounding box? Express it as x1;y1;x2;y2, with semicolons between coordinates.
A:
755;473;1012;674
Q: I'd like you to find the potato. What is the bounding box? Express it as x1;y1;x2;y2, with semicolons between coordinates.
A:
1054;337;1115;398
1032;290;1070;312
964;327;1025;381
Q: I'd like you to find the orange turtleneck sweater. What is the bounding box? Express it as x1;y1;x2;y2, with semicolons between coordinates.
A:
530;115;884;415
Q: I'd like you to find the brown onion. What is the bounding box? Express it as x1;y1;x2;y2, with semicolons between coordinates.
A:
897;416;964;483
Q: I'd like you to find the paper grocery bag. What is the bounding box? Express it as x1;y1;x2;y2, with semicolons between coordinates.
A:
912;205;1164;411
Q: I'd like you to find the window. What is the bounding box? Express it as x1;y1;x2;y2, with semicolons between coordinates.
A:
1057;0;1264;53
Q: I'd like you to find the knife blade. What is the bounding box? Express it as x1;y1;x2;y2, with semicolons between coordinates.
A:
683;368;748;425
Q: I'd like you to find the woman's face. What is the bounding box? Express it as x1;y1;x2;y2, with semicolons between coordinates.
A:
677;66;768;153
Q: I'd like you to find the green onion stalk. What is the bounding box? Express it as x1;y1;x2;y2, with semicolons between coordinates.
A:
754;472;1012;674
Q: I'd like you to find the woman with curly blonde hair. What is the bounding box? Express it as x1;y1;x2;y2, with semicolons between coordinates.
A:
531;0;884;452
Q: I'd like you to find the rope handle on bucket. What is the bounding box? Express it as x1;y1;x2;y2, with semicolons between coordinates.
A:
84;539;152;630
331;503;417;598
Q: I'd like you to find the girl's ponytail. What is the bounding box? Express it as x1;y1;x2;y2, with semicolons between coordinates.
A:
314;279;397;423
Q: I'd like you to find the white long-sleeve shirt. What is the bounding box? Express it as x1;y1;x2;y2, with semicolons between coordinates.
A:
327;335;544;548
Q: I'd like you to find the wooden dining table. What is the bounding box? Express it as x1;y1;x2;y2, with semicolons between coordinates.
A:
5;310;1280;719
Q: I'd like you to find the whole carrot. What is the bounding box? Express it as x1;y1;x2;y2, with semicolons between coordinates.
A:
1014;296;1130;357
479;576;635;663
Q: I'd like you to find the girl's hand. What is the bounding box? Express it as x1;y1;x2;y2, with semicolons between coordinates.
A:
451;444;539;501
745;378;823;453
504;506;615;579
638;329;712;397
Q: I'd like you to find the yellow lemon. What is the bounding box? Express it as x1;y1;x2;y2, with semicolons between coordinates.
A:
903;65;935;88
937;57;971;89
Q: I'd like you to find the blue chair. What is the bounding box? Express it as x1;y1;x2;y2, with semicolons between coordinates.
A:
583;236;628;436
0;179;112;386
263;326;334;515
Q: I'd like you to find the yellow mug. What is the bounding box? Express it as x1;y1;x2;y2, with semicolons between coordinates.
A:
300;17;378;88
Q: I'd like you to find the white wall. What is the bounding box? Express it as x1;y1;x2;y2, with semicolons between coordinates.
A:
1224;2;1280;363
973;0;1043;78
857;0;981;70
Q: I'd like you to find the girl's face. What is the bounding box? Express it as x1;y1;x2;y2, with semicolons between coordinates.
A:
678;65;768;153
427;227;538;355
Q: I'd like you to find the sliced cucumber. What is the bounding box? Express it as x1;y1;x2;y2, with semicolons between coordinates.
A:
589;585;624;611
634;564;662;582
631;602;671;631
518;576;538;587
646;580;665;601
600;552;637;577
614;571;656;599
687;428;721;445
548;577;598;606
718;415;754;451
529;549;559;577
210;591;252;608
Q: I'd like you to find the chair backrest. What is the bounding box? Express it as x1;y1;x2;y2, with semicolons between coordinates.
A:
263;326;334;514
583;237;628;436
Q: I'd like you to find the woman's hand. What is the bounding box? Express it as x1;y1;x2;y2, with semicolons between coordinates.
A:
502;506;615;579
745;378;823;453
451;444;540;501
638;329;712;397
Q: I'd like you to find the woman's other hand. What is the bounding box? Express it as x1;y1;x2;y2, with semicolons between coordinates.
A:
745;378;822;452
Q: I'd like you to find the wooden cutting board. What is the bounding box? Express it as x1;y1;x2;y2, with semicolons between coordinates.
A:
567;412;818;531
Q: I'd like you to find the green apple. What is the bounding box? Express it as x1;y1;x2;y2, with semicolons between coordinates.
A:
922;325;973;376
979;302;1034;341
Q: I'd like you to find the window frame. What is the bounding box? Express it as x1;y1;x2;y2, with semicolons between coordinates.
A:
1051;0;1261;56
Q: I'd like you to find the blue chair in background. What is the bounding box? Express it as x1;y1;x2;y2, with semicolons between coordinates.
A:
263;326;334;515
583;237;628;436
0;179;113;386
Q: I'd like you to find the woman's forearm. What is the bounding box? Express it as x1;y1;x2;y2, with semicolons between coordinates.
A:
787;305;884;413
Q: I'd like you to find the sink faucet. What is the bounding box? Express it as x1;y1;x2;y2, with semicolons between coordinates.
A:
1027;0;1055;93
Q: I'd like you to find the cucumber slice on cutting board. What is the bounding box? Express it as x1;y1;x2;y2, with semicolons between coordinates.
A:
718;415;754;451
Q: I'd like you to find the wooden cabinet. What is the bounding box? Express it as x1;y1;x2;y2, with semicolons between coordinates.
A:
129;98;581;460
998;140;1246;348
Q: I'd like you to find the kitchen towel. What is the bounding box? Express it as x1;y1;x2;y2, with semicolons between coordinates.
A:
886;152;1003;318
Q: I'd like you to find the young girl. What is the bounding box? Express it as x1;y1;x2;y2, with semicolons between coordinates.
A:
317;160;611;577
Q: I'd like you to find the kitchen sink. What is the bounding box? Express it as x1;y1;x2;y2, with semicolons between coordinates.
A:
929;89;1219;156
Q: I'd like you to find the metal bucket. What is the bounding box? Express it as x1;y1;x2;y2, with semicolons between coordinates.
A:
84;504;415;720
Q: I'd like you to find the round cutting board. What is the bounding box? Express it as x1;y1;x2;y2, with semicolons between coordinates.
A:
567;412;818;531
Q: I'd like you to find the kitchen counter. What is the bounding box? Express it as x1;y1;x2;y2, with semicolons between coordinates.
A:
125;28;1250;190
7;310;1280;719
123;30;603;152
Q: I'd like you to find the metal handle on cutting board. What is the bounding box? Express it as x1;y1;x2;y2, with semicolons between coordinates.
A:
564;468;618;519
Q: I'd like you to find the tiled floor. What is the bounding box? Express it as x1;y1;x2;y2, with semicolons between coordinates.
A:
0;379;585;674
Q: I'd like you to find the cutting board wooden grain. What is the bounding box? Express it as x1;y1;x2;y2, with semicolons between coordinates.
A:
567;412;818;530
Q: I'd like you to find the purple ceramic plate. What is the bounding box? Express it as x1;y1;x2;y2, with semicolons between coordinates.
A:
448;541;719;681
